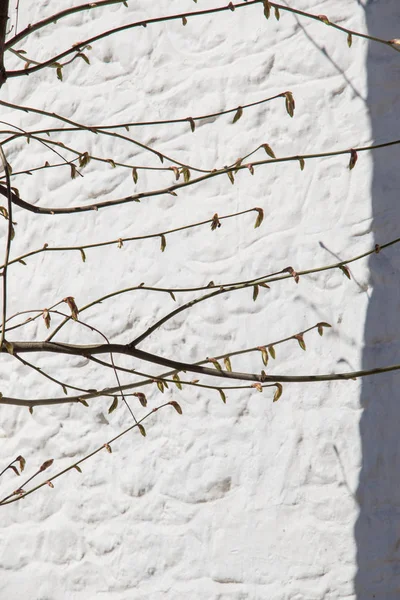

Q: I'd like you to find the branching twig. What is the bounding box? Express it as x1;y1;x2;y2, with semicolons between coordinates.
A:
0;98;208;173
0;92;284;134
4;1;398;80
3;340;400;385
1;138;400;215
0;400;177;505
40;234;399;343
0;323;330;407
0;0;398;505
0;207;259;271
5;0;127;50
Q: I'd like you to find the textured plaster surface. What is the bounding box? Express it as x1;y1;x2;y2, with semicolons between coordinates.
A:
0;1;399;598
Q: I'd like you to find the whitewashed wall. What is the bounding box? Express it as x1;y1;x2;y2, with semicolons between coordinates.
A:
0;1;399;598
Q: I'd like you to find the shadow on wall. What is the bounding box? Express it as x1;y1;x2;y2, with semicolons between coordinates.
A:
355;2;400;598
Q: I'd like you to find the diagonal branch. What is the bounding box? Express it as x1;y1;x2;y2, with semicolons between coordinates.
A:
0;92;283;135
5;0;127;50
41;233;400;344
4;340;400;385
4;1;397;79
0;400;176;506
1;138;400;215
0;99;208;173
0;325;327;407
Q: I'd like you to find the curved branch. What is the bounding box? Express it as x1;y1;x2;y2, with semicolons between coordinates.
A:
0;323;330;405
4;1;397;79
0;99;204;172
1;207;258;271
0;92;284;134
5;0;126;50
1;139;400;215
40;233;399;343
3;340;400;385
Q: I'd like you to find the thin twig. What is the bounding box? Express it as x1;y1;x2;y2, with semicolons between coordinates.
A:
0;98;205;173
3;339;400;385
1;138;400;215
42;233;400;343
4;1;397;79
0;207;258;271
0;400;175;505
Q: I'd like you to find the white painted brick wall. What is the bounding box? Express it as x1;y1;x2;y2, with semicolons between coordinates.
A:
1;1;399;598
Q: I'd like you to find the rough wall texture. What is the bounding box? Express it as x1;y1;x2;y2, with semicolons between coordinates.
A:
0;1;399;598
356;1;400;598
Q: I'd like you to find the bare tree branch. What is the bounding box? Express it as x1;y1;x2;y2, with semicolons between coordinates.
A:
3;340;400;385
1;139;399;215
0;207;260;271
4;1;397;80
0;0;9;87
0;0;398;503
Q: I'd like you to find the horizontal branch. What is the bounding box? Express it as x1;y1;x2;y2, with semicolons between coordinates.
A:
0;93;285;180
0;99;201;172
0;92;283;135
0;322;326;406
0;304;398;409
0;321;326;406
3;132;207;177
41;233;400;343
4;1;397;79
0;207;259;271
3;340;400;385
1;138;399;215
